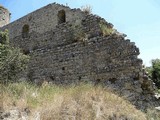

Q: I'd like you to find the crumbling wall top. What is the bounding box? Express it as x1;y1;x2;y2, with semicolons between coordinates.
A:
0;3;86;39
0;5;10;27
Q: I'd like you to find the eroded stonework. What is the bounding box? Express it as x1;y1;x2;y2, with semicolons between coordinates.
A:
0;3;159;110
0;5;10;27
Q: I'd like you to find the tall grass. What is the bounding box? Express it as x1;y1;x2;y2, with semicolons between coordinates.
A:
1;82;158;120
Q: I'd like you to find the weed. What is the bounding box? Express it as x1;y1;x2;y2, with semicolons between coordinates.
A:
99;22;113;36
81;5;92;14
1;82;149;120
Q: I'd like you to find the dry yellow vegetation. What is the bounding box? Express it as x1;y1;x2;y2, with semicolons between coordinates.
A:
1;82;159;120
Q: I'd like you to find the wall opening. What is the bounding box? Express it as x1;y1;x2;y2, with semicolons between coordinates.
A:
50;75;55;81
94;79;101;86
22;49;30;55
57;10;66;24
109;78;117;84
62;67;65;71
22;24;29;38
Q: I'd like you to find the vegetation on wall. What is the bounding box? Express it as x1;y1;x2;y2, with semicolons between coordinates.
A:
99;21;113;36
81;5;92;14
0;30;29;84
70;22;87;42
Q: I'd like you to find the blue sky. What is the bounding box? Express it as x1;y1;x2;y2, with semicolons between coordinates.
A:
1;0;160;66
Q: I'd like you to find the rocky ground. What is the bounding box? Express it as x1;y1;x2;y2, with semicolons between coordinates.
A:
0;107;40;120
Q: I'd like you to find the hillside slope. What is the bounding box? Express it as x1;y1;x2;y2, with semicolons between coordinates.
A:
1;82;159;120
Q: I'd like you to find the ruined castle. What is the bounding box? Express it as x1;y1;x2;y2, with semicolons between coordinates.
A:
0;3;159;109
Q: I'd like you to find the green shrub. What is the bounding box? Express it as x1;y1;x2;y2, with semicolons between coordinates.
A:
0;30;9;45
146;59;160;89
151;59;160;88
0;30;29;84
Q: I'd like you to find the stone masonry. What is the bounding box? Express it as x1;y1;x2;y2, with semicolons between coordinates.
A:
0;5;10;27
0;3;159;110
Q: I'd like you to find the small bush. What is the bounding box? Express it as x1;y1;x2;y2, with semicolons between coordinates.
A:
0;30;29;84
99;22;113;36
71;23;87;42
145;59;160;89
81;5;92;14
151;59;160;88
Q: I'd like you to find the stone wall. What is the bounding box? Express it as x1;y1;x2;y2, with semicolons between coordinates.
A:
1;3;85;39
0;3;159;110
0;5;10;27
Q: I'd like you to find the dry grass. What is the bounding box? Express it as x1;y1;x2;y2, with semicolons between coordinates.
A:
81;5;92;14
1;82;153;120
99;23;113;37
